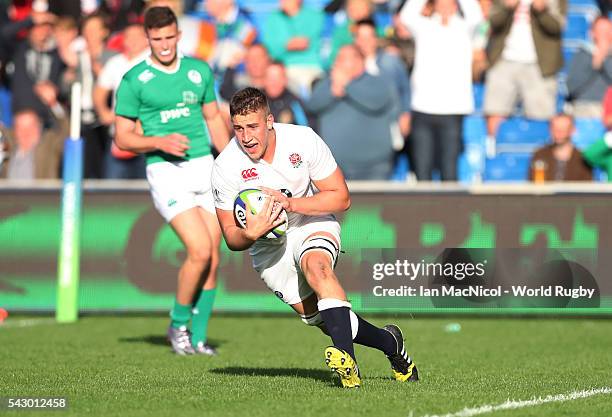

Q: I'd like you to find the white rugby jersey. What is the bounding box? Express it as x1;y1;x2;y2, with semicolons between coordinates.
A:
211;123;338;233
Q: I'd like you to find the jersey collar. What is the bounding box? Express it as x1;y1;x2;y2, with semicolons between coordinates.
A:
145;52;183;74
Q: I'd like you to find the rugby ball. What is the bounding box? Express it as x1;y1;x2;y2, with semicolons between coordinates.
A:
234;188;288;238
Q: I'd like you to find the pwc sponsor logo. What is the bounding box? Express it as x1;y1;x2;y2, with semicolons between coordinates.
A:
160;107;191;124
241;168;259;181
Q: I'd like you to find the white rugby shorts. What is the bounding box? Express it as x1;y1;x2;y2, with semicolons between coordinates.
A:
251;216;341;305
146;155;215;222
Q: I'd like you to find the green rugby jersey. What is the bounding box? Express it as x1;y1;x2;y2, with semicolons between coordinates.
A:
115;55;217;165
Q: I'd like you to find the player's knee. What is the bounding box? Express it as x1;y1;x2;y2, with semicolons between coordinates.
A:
302;253;334;286
187;245;211;266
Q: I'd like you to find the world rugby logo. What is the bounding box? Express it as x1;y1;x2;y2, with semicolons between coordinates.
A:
188;70;202;84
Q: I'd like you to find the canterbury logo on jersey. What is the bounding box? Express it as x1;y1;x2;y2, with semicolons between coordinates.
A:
241;168;258;180
160;107;191;124
138;69;155;83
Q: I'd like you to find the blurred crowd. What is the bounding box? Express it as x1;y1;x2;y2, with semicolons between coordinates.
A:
1;0;612;182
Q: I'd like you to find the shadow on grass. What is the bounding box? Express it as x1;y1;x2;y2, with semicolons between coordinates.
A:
210;366;332;384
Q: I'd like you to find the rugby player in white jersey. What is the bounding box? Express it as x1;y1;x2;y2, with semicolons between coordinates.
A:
211;87;418;387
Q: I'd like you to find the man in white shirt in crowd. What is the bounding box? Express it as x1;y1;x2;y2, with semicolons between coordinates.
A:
399;0;483;181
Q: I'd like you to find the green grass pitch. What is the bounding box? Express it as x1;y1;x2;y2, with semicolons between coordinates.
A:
1;316;611;417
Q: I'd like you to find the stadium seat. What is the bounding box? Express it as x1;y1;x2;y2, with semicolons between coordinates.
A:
473;83;484;113
568;0;597;7
458;144;485;183
563;13;590;42
496;118;550;153
0;88;12;127
463;115;486;145
573;118;605;150
390;153;409;181
593;167;608;181
484;153;531;182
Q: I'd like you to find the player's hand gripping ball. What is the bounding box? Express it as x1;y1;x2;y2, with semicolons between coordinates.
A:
234;189;288;238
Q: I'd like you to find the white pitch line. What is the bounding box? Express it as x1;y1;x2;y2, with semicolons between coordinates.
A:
0;318;57;328
423;387;612;417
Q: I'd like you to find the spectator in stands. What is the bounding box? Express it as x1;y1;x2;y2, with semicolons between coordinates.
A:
528;113;592;181
472;0;492;82
47;0;98;22
0;108;68;179
484;0;566;148
0;0;31;72
264;61;312;127
306;44;397;180
53;16;79;69
93;23;148;179
218;43;270;130
198;0;258;76
64;13;115;179
98;0;146;34
263;0;324;97
603;86;612;127
566;16;612;119
329;0;376;66
354;18;411;146
399;0;483;181
219;43;270;102
6;12;65;127
595;0;611;16
387;2;416;73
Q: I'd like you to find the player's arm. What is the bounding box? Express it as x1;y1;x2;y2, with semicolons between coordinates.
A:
203;100;230;153
114;115;190;157
262;167;351;216
216;197;285;251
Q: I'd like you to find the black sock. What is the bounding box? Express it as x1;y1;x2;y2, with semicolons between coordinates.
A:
353;315;397;356
319;306;355;360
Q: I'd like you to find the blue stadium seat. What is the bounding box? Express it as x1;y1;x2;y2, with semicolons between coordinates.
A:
463;115;486;145
473;83;485;113
390;153;409;181
484;153;531;182
567;0;598;9
0;88;12;127
458;144;485;183
496;118;549;152
573;118;605;150
593;167;608;181
564;13;590;42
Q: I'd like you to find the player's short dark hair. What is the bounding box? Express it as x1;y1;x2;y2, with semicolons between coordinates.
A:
230;87;270;118
144;6;177;32
355;18;377;31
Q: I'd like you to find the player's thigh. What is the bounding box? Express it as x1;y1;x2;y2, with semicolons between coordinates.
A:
146;161;196;223
256;248;315;305
483;59;519;117
520;66;557;120
170;208;214;261
196;206;221;248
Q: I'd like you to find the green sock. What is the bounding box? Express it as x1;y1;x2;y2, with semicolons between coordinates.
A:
191;288;217;345
170;300;192;329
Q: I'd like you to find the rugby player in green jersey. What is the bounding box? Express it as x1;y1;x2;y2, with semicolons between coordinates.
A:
114;6;230;355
